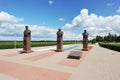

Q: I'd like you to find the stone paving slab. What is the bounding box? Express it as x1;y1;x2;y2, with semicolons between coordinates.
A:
0;74;18;80
3;53;20;57
25;51;58;61
69;44;120;80
0;44;81;80
0;60;70;80
0;44;120;80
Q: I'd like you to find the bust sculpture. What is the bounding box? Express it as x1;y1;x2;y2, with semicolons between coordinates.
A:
57;28;63;38
82;30;89;51
24;26;31;37
56;28;64;52
23;26;33;53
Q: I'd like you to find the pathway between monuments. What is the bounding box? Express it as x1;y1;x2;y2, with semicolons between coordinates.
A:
0;44;120;80
69;43;120;80
35;45;79;52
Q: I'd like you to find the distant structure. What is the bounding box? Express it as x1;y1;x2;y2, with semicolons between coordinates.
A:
82;30;89;51
22;26;33;53
56;28;64;52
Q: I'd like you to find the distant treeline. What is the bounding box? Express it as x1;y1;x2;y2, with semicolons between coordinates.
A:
91;33;120;44
90;33;120;52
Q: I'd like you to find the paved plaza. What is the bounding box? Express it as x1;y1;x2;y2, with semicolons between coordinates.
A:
0;44;120;80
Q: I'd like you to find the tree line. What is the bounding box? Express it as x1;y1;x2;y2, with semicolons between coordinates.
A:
91;33;120;43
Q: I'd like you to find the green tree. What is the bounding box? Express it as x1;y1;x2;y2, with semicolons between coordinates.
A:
116;35;120;42
91;38;96;44
96;35;104;42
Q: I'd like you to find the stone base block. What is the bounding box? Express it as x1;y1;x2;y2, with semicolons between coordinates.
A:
21;50;33;53
82;48;88;51
56;49;64;52
67;50;81;59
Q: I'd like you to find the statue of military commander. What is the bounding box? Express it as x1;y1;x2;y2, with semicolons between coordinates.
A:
82;30;89;51
56;28;64;52
23;26;33;53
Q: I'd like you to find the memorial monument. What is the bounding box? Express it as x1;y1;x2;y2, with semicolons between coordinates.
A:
82;30;89;51
22;26;33;53
56;28;64;52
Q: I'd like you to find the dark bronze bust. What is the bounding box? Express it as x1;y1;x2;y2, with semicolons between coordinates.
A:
57;28;63;38
83;30;88;40
24;26;31;37
23;26;33;53
56;28;63;52
82;30;89;51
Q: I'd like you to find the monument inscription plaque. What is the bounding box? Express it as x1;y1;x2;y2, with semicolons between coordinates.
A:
68;50;82;59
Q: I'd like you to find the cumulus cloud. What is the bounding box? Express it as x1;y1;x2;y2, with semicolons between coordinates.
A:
0;11;23;23
0;23;79;40
116;7;120;13
0;11;24;40
0;10;89;41
48;0;53;5
0;11;77;40
63;30;82;40
58;18;66;22
0;11;57;41
0;22;56;40
64;8;120;38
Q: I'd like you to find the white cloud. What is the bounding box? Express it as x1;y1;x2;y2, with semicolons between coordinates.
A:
64;8;120;39
0;35;23;41
80;9;88;16
0;22;57;40
63;30;82;40
64;23;74;29
58;18;65;22
116;7;120;13
0;12;24;40
0;11;81;41
0;23;80;40
48;0;53;5
0;11;23;23
107;3;114;6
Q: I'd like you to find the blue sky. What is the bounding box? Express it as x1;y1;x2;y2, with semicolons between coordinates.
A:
0;0;120;40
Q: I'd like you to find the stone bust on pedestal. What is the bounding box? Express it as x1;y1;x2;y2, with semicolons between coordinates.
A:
56;28;64;52
82;30;89;51
22;26;33;53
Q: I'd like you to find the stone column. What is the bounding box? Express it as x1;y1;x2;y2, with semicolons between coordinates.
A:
22;26;33;53
56;28;64;52
82;30;89;51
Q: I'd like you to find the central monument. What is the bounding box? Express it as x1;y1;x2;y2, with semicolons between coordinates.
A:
22;26;33;53
56;28;64;52
82;30;89;51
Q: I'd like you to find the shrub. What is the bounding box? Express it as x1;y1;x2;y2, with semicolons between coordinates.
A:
99;42;120;52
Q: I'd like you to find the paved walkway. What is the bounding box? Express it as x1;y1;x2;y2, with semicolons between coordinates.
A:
69;44;120;80
0;44;120;80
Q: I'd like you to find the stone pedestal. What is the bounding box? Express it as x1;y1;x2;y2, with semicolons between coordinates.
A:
82;30;89;51
56;29;64;52
22;26;33;53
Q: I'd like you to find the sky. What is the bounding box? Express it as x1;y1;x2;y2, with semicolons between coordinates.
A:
0;0;120;41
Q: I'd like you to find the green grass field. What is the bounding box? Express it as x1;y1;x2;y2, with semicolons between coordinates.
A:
0;41;81;49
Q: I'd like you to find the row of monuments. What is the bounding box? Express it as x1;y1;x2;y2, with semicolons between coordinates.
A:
22;26;89;53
